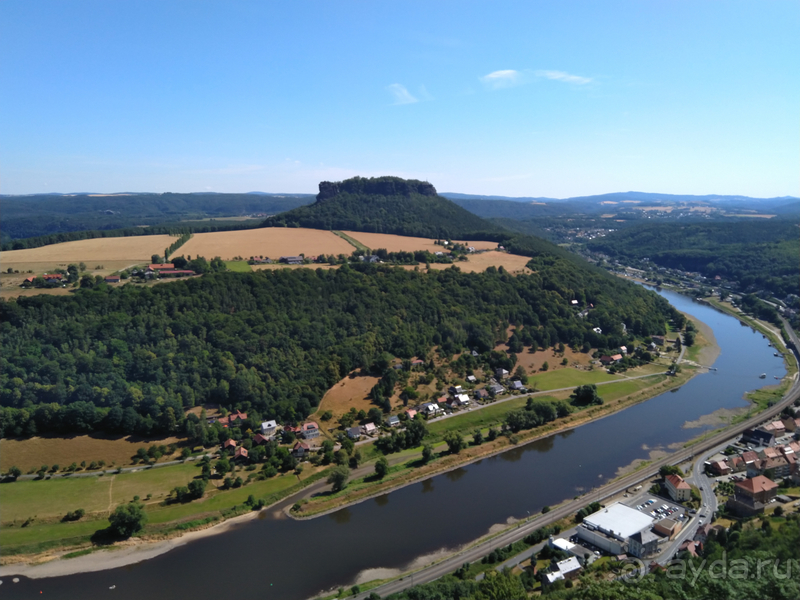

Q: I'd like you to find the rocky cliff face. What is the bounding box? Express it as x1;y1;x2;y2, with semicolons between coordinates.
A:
316;176;437;202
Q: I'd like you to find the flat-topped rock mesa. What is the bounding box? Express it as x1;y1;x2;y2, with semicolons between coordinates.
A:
316;176;437;203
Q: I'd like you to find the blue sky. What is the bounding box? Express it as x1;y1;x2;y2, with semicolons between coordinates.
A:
2;1;798;197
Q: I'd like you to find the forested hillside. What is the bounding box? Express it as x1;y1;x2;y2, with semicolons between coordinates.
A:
0;262;675;439
0;192;313;246
263;176;500;239
587;219;800;297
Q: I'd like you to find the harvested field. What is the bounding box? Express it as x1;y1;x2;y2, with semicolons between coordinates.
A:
427;251;531;274
0;434;185;472
311;373;381;424
342;231;497;253
179;228;353;261
0;236;174;269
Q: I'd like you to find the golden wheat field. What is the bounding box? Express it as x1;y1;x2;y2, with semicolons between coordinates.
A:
342;231;498;253
0;235;175;269
179;228;354;260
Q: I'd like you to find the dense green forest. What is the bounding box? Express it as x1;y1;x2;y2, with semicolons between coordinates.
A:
263;176;500;239
0;261;675;439
586;219;800;297
384;514;800;600
0;192;313;246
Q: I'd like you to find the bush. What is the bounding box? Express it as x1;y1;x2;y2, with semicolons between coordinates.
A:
62;509;86;522
108;502;147;538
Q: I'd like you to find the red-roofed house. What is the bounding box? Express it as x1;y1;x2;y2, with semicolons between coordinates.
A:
405;409;418;420
223;439;237;449
679;540;703;557
764;420;786;435
104;276;121;283
292;441;310;458
234;446;249;460
599;355;614;366
664;474;691;502
728;455;745;473
253;433;270;445
217;410;248;428
726;475;778;516
148;263;174;271
708;460;731;476
610;354;623;363
741;450;759;466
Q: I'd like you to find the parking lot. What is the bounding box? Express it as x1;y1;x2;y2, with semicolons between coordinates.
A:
622;489;688;523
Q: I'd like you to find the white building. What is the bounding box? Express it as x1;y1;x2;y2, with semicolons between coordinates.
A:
577;502;654;555
261;420;277;436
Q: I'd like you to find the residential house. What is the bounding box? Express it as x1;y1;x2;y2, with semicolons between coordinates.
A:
301;422;320;439
292;441;310;458
781;417;798;432
619;345;628;354
488;383;505;396
728;455;746;473
261;420;278;436
361;422;378;436
449;385;464;395
474;389;490;401
495;368;509;379
217;410;248;428
420;402;442;417
405;409;418;420
223;439;237;450
510;380;527;392
410;359;425;367
599;356;614;366
693;524;718;543
104;276;121;283
664;474;692;502
679;540;703;558
763;421;786;436
628;530;660;558
570;299;579;306
741;450;759;468
749;455;793;479
592;327;603;334
610;354;623;363
387;415;401;428
466;375;477;383
436;396;449;405
234;446;249;460
651;335;665;346
346;426;362;440
252;434;270;445
707;460;731;476
726;475;778;516
279;256;304;265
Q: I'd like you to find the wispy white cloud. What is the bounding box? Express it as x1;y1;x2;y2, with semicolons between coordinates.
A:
386;83;418;105
418;84;434;102
479;69;522;89
535;70;592;85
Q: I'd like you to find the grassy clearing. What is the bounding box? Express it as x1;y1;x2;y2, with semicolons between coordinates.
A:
596;376;667;402
1;477;114;523
0;518;102;555
528;369;620;391
427;396;559;439
225;260;252;272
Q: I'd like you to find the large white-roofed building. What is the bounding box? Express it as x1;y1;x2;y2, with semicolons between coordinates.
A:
576;502;655;555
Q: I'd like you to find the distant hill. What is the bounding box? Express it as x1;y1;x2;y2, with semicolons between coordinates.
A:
0;192;315;242
263;176;501;239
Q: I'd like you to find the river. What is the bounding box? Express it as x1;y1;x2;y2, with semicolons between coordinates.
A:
1;289;787;600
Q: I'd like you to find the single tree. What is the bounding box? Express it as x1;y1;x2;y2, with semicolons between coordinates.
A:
375;457;389;478
473;429;484;445
327;465;350;492
108;502;147;538
421;443;434;463
444;431;465;454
